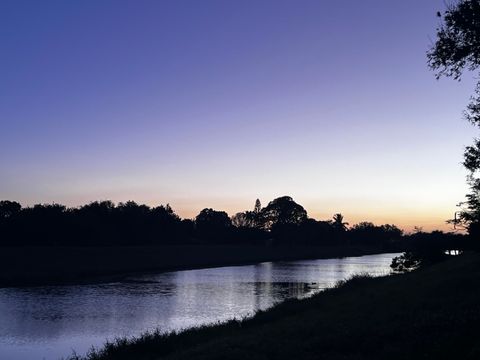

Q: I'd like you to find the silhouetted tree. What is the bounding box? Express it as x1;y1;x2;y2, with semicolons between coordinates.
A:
294;218;337;246
0;201;22;245
70;201;117;245
231;211;257;228
380;224;403;240
195;208;232;242
428;0;480;242
254;199;261;214
148;204;183;244
17;203;67;245
78;200;115;213
196;208;231;228
0;200;21;219
180;218;195;239
332;213;349;231
349;222;402;248
231;200;264;229
151;204;180;224
260;196;307;230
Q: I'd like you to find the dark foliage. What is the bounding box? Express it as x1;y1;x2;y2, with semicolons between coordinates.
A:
391;230;464;272
0;200;188;246
0;197;465;252
195;208;232;243
428;0;480;240
0;200;21;219
259;196;308;230
427;0;480;81
349;222;403;248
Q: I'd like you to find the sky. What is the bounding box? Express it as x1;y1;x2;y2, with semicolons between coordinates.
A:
0;0;477;231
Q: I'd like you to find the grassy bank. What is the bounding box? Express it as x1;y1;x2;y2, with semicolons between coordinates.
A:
0;245;385;287
69;252;480;360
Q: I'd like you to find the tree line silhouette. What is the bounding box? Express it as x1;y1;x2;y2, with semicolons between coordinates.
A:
0;196;464;251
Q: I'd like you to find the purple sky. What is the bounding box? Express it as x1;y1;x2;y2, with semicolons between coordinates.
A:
0;1;476;231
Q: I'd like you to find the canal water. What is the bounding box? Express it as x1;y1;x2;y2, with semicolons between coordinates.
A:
0;253;398;360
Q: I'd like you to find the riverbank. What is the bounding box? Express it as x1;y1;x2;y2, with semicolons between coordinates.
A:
69;252;480;360
0;245;388;287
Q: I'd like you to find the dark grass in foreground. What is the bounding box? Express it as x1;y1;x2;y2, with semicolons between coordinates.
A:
67;253;480;360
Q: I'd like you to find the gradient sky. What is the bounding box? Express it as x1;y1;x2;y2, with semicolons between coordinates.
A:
0;0;476;231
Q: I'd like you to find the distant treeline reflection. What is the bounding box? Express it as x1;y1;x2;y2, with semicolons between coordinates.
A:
0;196;465;250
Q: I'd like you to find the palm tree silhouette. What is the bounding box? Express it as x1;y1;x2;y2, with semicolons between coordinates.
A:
332;213;349;231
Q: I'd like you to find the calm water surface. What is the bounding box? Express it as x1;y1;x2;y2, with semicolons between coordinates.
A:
0;253;398;360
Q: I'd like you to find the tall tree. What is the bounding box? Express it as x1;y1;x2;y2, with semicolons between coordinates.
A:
254;199;261;214
260;196;307;229
332;213;349;232
428;0;480;238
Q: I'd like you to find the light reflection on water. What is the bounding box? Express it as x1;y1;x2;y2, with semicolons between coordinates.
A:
0;253;398;360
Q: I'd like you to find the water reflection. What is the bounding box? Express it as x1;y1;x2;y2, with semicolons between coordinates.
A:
0;253;398;360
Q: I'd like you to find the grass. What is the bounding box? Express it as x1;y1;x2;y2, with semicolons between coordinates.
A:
66;252;480;360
